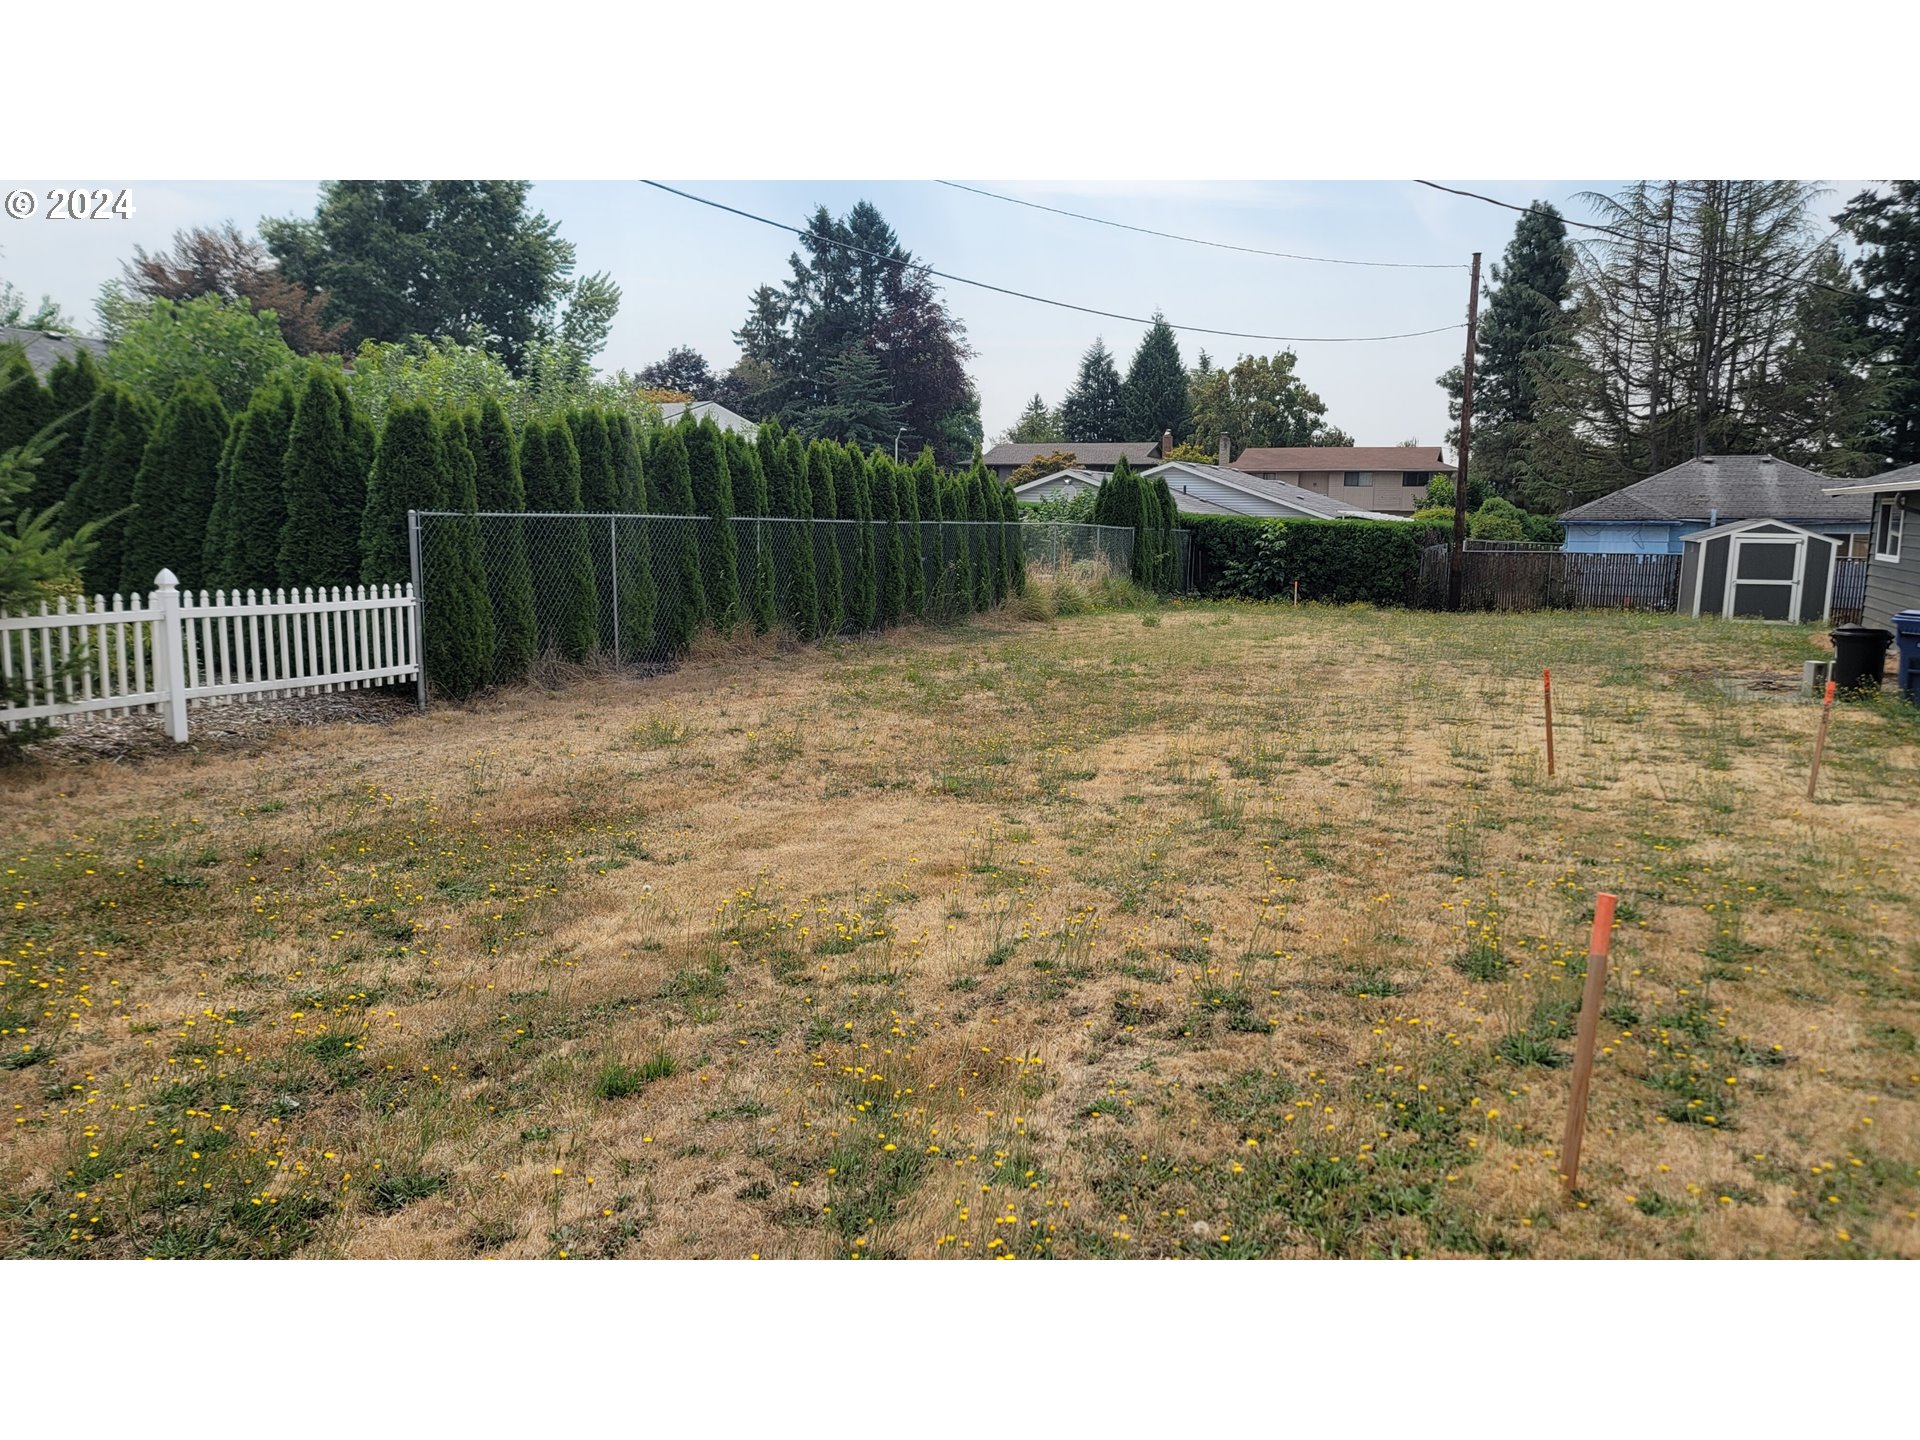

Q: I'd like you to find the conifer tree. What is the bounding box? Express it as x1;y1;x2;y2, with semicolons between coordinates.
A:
361;402;445;585
647;424;707;654
685;418;740;632
66;387;154;594
998;477;1025;595
904;447;934;616
473;397;537;683
208;381;294;591
376;406;486;697
519;419;600;661
759;423;818;638
870;453;909;625
1120;314;1190;445
280;366;367;588
730;433;776;634
64;380;118;538
35;348;102;513
610;413;657;660
836;444;877;630
966;467;995;610
566;410;620;644
120;379;229;593
441;410;495;685
0;348;52;469
806;440;844;633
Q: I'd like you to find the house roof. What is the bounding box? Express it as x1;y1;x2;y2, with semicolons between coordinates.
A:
1560;455;1869;525
1143;461;1388;520
1012;467;1105;493
0;327;108;379
983;441;1160;468
1825;463;1920;497
1228;446;1455;475
657;399;758;436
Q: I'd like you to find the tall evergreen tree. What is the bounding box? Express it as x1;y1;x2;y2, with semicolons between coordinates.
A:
1835;181;1920;467
758;422;818;638
684;418;741;632
870;452;909;625
566;409;620;646
0;348;52;466
66;387;154;593
361;401;446;585
966;466;995;609
279;366;366;588
63;378;119;537
374;406;486;697
1058;339;1126;442
438;410;496;686
1150;473;1179;590
806;440;844;633
208;380;294;591
472;397;538;683
519;419;599;661
1121;314;1190;446
1004;393;1062;445
120;379;229;592
647;424;707;653
33;348;102;513
730;432;777;634
610;413;657;660
997;476;1025;596
907;447;937;617
835;443;877;629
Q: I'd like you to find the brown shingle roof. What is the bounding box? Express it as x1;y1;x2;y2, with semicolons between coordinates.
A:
1229;446;1454;474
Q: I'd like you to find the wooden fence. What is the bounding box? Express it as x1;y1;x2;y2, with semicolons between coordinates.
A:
1;569;419;742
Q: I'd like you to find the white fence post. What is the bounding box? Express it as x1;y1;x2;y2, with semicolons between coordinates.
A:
152;569;190;743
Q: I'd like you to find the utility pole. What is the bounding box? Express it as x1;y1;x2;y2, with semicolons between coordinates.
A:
1447;250;1482;612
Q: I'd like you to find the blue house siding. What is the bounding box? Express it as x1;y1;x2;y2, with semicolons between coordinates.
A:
1563;522;1685;555
1565;518;1870;556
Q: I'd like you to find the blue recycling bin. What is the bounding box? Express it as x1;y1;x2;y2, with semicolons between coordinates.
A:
1894;609;1920;702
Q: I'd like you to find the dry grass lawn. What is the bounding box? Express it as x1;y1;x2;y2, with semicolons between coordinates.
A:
4;595;1918;1259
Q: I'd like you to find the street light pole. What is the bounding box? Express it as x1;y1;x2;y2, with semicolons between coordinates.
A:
894;426;907;462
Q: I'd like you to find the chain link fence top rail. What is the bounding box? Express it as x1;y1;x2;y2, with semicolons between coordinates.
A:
413;512;1146;691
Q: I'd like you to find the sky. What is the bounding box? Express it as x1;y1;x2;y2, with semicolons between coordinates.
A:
0;178;1867;452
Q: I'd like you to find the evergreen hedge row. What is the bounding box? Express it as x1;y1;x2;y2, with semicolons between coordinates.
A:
1180;514;1423;606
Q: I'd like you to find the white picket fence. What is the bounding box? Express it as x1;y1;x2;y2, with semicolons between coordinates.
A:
1;569;420;742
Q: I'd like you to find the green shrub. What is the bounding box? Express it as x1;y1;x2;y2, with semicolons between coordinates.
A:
472;397;538;684
760;425;818;638
870;452;909;625
648;425;707;654
806;441;845;633
611;414;657;659
206;380;294;592
34;348;101;514
65;386;153;594
839;445;877;630
279;366;367;590
1184;514;1422;606
120;378;229;593
519;419;599;662
685;418;740;632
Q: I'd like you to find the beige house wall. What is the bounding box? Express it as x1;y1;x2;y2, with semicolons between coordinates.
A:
1239;468;1438;515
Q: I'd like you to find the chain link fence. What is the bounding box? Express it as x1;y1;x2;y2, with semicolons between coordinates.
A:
413;512;1162;694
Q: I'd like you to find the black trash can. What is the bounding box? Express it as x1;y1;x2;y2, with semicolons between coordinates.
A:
1830;624;1894;694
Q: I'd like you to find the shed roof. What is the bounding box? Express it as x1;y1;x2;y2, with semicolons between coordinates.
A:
1680;517;1838;544
1228;446;1454;475
1560;455;1866;524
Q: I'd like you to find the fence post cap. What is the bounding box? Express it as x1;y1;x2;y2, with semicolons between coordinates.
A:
153;568;179;589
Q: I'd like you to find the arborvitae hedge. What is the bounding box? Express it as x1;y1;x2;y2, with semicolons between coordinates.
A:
685;418;740;632
0;348;52;477
120;379;229;593
806;440;844;634
566;410;621;646
387;407;491;699
207;381;293;592
66;387;153;594
760;424;818;638
36;348;101;514
361;402;447;586
648;424;706;653
473;397;538;684
611;413;657;660
280;367;366;589
532;419;598;662
966;467;995;610
838;444;877;630
730;433;777;634
870;453;909;625
902;450;930;617
998;477;1025;596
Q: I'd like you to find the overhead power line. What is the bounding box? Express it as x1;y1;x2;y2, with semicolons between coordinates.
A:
640;181;1466;345
934;180;1467;270
1411;179;1915;315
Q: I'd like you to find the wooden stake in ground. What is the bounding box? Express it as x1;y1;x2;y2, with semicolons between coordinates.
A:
1543;667;1556;777
1806;678;1838;799
1559;891;1617;1195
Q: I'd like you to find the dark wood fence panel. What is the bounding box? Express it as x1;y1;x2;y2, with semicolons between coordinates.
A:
1417;546;1681;612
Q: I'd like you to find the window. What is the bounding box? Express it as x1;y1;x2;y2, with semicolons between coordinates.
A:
1875;498;1904;562
1343;471;1372;487
1402;472;1432;487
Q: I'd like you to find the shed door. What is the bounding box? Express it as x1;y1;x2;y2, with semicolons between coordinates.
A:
1724;535;1803;622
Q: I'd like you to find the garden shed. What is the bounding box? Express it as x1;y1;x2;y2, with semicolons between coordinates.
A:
1679;518;1838;622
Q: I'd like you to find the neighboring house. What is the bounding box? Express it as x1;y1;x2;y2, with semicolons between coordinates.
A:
1225;446;1454;517
1142;461;1399;520
0;326;109;379
1558;455;1871;556
1011;467;1106;502
1824;465;1920;625
655;399;758;437
983;440;1163;483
